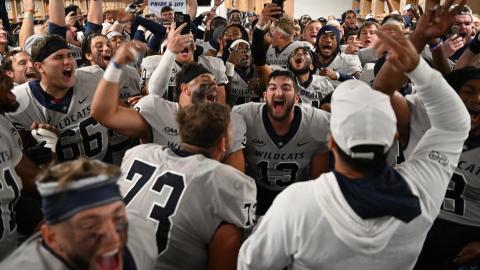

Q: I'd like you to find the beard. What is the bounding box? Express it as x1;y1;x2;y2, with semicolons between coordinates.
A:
266;98;295;122
191;83;216;104
0;100;19;114
290;63;311;75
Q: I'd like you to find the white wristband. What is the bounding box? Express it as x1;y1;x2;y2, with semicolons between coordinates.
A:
103;61;123;83
31;128;58;152
226;62;235;77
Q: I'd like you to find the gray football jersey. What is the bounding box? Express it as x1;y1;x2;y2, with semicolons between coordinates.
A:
266;41;304;68
296;75;334;109
134;95;246;154
7;69;109;162
140;55;228;101
119;144;256;269
404;95;480;226
0;210;158;269
0;115;23;261
232;103;330;214
228;70;260;107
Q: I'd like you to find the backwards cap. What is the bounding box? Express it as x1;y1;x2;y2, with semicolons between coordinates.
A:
330;80;397;159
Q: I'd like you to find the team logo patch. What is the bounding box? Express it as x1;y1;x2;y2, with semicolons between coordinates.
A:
252;138;266;146
429;151;449;167
164;126;179;136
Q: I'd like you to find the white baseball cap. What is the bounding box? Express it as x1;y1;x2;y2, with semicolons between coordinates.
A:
330;80;397;159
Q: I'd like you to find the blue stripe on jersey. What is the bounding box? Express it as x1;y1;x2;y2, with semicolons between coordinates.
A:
29;80;73;114
262;105;302;148
334;166;421;223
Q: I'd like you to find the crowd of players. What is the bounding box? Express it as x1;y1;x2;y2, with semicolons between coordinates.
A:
0;0;478;268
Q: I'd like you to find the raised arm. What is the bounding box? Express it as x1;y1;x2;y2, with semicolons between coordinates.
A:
48;0;66;27
19;0;35;48
455;32;480;69
91;41;150;140
87;0;103;26
187;0;198;23
148;23;193;97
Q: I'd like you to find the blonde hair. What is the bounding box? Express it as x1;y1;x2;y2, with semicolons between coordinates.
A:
37;158;119;187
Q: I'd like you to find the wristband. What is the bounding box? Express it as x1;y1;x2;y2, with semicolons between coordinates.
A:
226;62;235;77
255;23;269;31
469;32;480;54
31;128;58;152
23;12;34;20
335;72;340;80
429;40;443;52
103;60;123;83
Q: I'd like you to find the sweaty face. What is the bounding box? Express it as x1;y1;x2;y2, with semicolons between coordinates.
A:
288;48;313;75
188;74;218;104
458;79;480;136
57;201;128;270
37;49;76;91
302;22;322;45
87;36;113;69
0;73;19;114
264;76;297;122
359;24;378;48
317;33;338;59
9;52;38;84
454;14;475;46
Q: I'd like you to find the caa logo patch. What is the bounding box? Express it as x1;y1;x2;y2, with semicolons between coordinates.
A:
429;151;449;167
252;138;266;146
164;127;179;136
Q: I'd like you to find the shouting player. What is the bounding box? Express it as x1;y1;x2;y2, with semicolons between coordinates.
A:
233;70;330;215
119;103;256;269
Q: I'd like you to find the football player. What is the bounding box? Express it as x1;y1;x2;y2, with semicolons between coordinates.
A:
232;70;330;215
0;158;158;269
0;66;38;260
92;36;247;172
119;103;256;269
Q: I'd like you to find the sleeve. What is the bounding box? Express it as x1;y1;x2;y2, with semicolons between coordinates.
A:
134;95;159;126
148;51;174;97
229;112;247;153
310;109;330;153
251;27;267;66
134;16;167;37
396;58;470;218
84;22;103;37
209;57;229;85
345;54;362;74
47;22;67;39
211;167;257;230
237;185;298;270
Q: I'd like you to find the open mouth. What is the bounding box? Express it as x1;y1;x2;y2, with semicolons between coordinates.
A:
321;45;333;54
459;32;467;39
272;99;286;113
179;47;189;57
468;108;480;123
63;68;73;78
25;69;38;80
95;249;120;270
103;54;112;62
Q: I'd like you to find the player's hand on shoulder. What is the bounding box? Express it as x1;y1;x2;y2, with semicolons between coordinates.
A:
114;41;147;66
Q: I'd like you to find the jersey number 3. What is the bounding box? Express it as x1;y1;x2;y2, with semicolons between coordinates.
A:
123;160;186;254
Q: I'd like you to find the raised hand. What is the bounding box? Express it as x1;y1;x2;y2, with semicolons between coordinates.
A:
114;41;147;65
258;4;282;27
374;30;419;73
413;0;467;43
167;23;194;53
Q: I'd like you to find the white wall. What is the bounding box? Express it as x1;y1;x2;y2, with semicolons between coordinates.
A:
294;0;353;19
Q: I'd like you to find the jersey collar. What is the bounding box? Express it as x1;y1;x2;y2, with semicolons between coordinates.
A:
262;105;302;148
29;80;74;114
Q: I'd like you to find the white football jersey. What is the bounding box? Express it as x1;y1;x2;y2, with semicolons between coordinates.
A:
232;103;330;215
296;75;335;109
119;144;256;269
318;53;362;87
404;94;480;227
134;95;246;154
7;70;109;162
266;41;305;68
77;65;142;165
0;115;23;261
140;55;228;101
229;69;261;107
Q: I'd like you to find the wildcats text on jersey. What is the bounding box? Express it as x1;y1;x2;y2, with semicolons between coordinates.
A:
254;150;305;161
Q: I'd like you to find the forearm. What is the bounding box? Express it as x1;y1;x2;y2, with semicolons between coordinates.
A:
19;13;35;48
407;58;469;132
134;16;167;37
455;48;480;69
148;49;175;97
87;0;103;25
187;0;198;22
251;27;267;66
48;0;66;27
431;47;452;76
92;79;122;123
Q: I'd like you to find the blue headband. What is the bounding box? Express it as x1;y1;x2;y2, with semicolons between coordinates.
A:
38;175;122;225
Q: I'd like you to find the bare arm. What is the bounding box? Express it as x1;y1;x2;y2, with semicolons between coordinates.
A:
48;0;66;27
208;223;244;270
19;0;35;48
87;0;103;26
187;0;198;23
455;32;480;69
91;42;150;139
386;0;395;13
